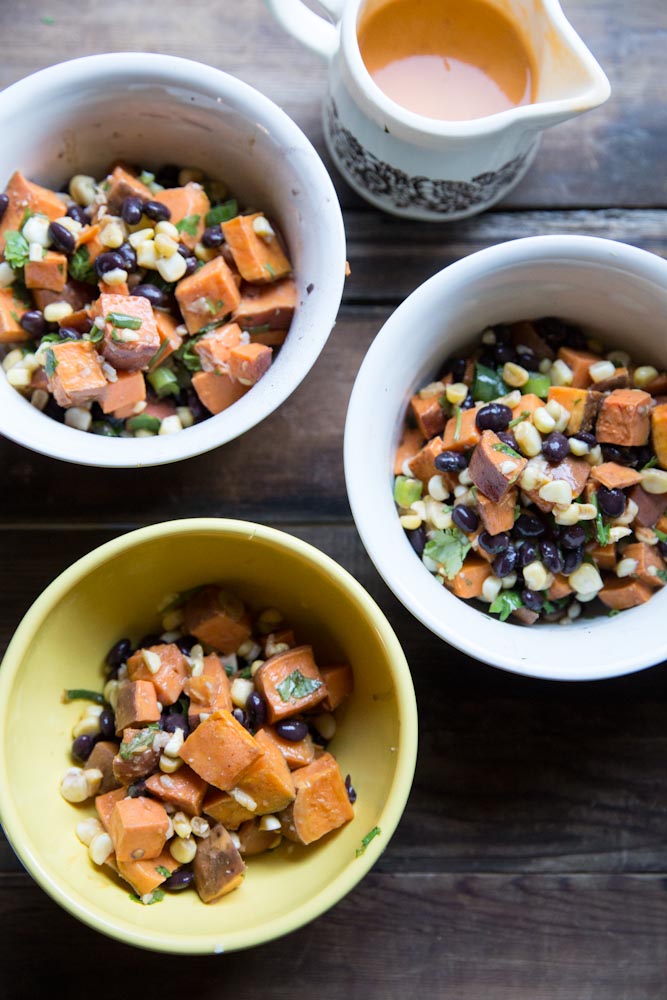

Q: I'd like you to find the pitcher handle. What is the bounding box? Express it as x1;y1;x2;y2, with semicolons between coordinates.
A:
264;0;344;60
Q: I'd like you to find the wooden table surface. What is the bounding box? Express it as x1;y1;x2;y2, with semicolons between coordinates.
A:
2;1;667;996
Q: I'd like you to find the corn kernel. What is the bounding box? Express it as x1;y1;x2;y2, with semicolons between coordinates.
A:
553;504;581;526
567;601;582;620
176;405;194;429
538;479;573;505
43;301;73;323
137;240;158;269
539;358;552;375
83;768;103;797
616;558;638;578
589;360;616;383
501;572;517;589
128;227;155;248
533;407;556;434
418;380;445;400
6;367;31;389
163;728;185;758
252;215;276;240
28;242;44;263
155;220;180;240
102;266;128;286
550;359;573;387
100;222;125;249
23;214;52;246
76;817;104;846
159;753;184;773
173;811;192;839
569;563;603;595
2;348;24;372
445;381;468;406
633;365;659;388
569;436;590;457
154;232;179;258
170;836;197;864
453;484;469;499
613;498;639;526
400;513;422;530
586;445;603;467
88;832;113;866
231;676;255;709
156;252;187;282
64;407;92;432
635;525;659;545
103;679;119;710
502;361;529;388
229;787;257;812
69;174;97;206
514;421;542;458
575;503;597;520
259;815;282;832
194;241;217;262
519;462;548;492
545;399;563;421
523;561;549;591
55;215;82;237
72;712;101;739
60;768;90;803
191;816;211;839
250;659;265;678
641;469;667;494
311;712;336;741
609;526;632;543
481;575;502;603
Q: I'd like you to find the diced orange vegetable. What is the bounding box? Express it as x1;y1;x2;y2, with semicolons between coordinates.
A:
511;394;544;423
590;543;617;571
596;389;652;447
407;436;445;485
46;340;107;408
144;766;209;816
183;586;252;654
179;710;263;790
546;386;602;435
112;728;161;786
221;213;291;284
24;250;68;292
109;796;170;862
254;646;328;723
228;342;272;385
279;753;354;846
651;403;667;470
86;740;121;795
232;277;297;330
184;652;232;727
203;788;255;829
598;577;653;610
33;282;91;314
557;346;601;388
590;462;642;490
410;394;445;439
0;287;28;343
234;729;295;815
97;278;129;297
99;370;146;419
116;849;179;897
126;642;188;706
154;183;210;249
104;165;152;213
193;322;243;373
320;664;353;712
193;823;245;903
114;680;161;733
191;370;250;415
259;726;315;770
91;293;160;372
547;574;574;600
250;329;287;347
175;256;242;334
149;310;183;370
236;819;279;856
442;407;481;452
0;171;64;252
394;427;424;475
477;487;517;535
95;788;128;832
451;555;492;599
622;542;666;588
469;430;526;503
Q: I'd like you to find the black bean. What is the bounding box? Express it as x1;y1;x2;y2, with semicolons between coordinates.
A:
572;431;597;448
601;445;629;466
563;546;584;575
542;432;569;464
72;734;96;762
183;255;198;276
479;531;510;555
517;350;539;371
535;316;568;349
163;869;195;892
564;325;588;350
155;164;180;189
131;283;167;308
176;634;198;654
345;774;357;804
143;199;171;221
434;450;467;473
407;526;426;557
478;351;496;369
44;397;66;423
232;708;249;730
475;402;512;433
202;225;224;248
497;431;519;451
461;394;475;410
58;326;81;341
177;242;191;258
597;486;626;518
452;505;479;533
521;588;544;612
20;309;48;338
121;196;144;225
127;780;148;798
634;446;653;469
518;541;538;567
66;203;89;225
117;242;137;273
560;524;587;549
163;713;189;735
136;633;161;650
98;708;116;740
658;541;667;559
540;538;563;573
106;637;132;668
492;547;518;578
275;719;308;742
186;387;210;422
494;343;515;365
246;691;267;730
94;250;125;277
447;358;466;383
309;725;329;748
515;513;546;538
48;221;75;255
0;193;9;222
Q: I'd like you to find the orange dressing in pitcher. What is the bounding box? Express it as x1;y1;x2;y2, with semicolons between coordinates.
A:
358;0;536;121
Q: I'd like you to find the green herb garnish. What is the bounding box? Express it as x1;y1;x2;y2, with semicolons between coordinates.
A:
276;669;322;704
264;263;276;278
355;826;381;857
139;170;155;186
44;347;58;378
657;569;667;583
205;200;238;227
453;405;462;442
126;414;161;433
592;494;610;545
120;723;160;760
62;688;106;705
489;589;524;622
68;245;96;284
642;456;659;470
106;312;142;330
4;231;30;270
155;866;171;878
394;475;422;509
147;338;171;370
493;442;522;459
205;297;225;315
41;15;56;25
508;410;530;428
239;666;252;680
176;214;200;237
9;309;19;323
91;421;120;437
129;889;165;905
19;207;33;230
655;529;667;543
174;335;205;372
608;609;621;617
423;527;470;581
88;324;105;344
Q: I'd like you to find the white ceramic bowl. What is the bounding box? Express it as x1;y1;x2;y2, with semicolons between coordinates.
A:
0;54;346;467
345;236;667;681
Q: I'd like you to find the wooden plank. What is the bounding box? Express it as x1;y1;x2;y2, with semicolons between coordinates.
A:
0;872;666;997
3;525;667;875
0;1;664;209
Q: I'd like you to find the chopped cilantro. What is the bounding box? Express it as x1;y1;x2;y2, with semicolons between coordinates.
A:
62;688;106;705
608;609;621;617
4;231;29;270
155;866;171;878
126;414;161;434
508;411;530;428
44;347;58;379
9;309;19;324
489;589;524;622
147;338;171;370
592;494;610;545
176;214;200;237
355;826;381;857
423;527;470;581
129;889;165;905
642;456;659;470
106;312;142;329
205;200;238;226
493;442;522;459
655;529;667;543
239;666;252;679
205;297;225;315
657;569;667;583
19;207;33;230
68;245;96;284
119;723;160;760
276;669;322;704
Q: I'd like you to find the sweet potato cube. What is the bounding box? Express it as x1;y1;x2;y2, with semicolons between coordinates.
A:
154;183;210;249
95;788;128;831
598;577;653;610
179;710;263;790
86;740;121;795
92;293;160;372
629;484;667;528
144;766;209;815
114;681;161;734
407;436;444;485
104;165;152;213
45;339;107;408
590;462;642;491
25;250;68;292
175;256;242;334
511;394;544;424
99;370;146;419
193;370;250;414
450;555;492;599
234;729;295;815
469;430;526;503
410;394;445;439
203;788;255;829
184;652;232;727
183;585;252;654
477;487;517;535
250;329;287;347
0;170;64;252
228;342;272;385
193;322;243;374
592;367;630;393
547;386;602;435
237;819;279;856
232;277;297;330
112;727;161;786
590;543;617;571
394;427;424;475
221;213;291;284
0;287;28;343
652;403;667;470
109;796;169;863
596;389;652;447
254;646;328;723
509;320;554;361
547;574;574;601
320;664;353;712
442;407;481;452
622;542;666;588
557;346;601;388
260;726;315;770
116;849;179;897
193;823;245;903
149;310;183;371
279;753;354;846
126;643;188;707
33;281;92;314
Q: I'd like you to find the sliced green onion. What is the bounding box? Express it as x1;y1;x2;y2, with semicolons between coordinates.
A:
394;475;422;508
147;366;180;398
62;688;106;705
106;312;142;330
127;414;161;433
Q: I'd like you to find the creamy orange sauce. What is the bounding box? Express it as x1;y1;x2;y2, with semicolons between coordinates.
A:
358;0;536;121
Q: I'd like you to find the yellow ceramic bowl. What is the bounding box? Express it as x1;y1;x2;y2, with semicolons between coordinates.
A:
0;519;416;954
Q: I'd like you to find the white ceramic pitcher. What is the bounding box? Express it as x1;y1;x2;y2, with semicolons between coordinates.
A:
265;0;611;220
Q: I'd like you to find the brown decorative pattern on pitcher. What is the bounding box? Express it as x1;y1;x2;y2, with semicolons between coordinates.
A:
325;99;530;215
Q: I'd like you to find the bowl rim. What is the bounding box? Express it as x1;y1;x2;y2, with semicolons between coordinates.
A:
344;234;667;682
0;517;417;953
0;53;346;468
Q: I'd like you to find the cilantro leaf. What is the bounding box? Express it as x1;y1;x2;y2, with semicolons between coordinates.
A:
608;609;621;617
129;889;165;905
423;527;471;581
642;456;659;470
657;569;667;583
155;866;172;878
205;297;225;315
355;826;381;857
276;669;322;704
493;442;522;459
119;723;160;760
174;335;205;372
4;231;29;270
44;347;58;379
88;324;104;344
176;214;200;237
592;494;610;545
264;263;276;278
489;589;524;622
68;245;96;284
205;200;238;227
